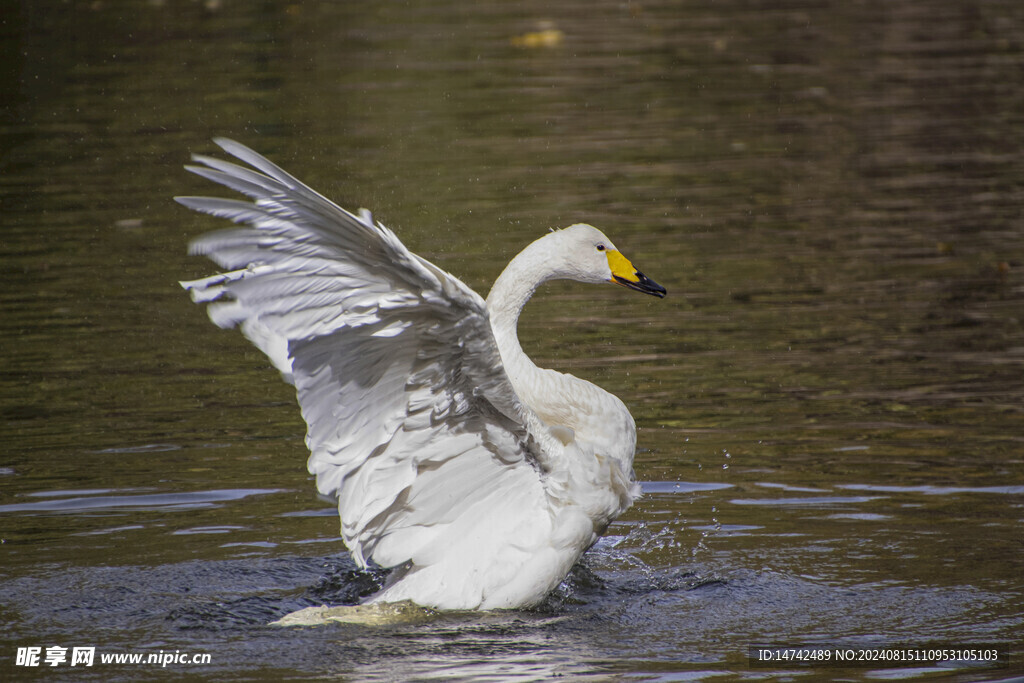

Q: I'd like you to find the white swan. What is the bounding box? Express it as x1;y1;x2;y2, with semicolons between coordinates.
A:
178;139;666;610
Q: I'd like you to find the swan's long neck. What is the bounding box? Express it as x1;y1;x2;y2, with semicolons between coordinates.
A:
485;236;557;382
485;232;639;506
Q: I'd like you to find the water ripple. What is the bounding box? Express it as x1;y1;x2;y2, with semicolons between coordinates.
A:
0;488;284;514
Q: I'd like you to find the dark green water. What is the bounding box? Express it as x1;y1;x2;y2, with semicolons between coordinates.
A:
2;1;1022;680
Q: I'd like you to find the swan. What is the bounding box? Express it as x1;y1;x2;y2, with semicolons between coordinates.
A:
178;139;666;611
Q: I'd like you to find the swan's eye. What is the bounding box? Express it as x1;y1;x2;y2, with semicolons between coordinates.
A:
596;244;606;251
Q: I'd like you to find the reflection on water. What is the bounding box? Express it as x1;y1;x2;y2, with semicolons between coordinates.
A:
0;488;282;514
2;0;1022;680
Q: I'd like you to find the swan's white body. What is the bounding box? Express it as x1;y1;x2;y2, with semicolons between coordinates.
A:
178;139;665;610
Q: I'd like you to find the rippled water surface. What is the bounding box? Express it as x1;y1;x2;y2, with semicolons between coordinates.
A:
2;1;1023;680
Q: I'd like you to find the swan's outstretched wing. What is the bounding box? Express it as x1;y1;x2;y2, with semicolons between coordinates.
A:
178;139;553;581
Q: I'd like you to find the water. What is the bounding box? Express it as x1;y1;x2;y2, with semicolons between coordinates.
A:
2;0;1022;679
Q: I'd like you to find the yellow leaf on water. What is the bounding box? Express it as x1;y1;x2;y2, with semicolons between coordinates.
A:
511;28;564;48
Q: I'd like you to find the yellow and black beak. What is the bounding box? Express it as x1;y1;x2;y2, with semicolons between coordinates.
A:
606;250;667;298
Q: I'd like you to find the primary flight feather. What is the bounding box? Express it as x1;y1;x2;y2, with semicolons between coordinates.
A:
178;139;666;610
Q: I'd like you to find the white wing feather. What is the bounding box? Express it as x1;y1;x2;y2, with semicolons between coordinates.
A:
178;140;554;604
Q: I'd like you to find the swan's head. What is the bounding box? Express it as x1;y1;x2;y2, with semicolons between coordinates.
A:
550;224;667;298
